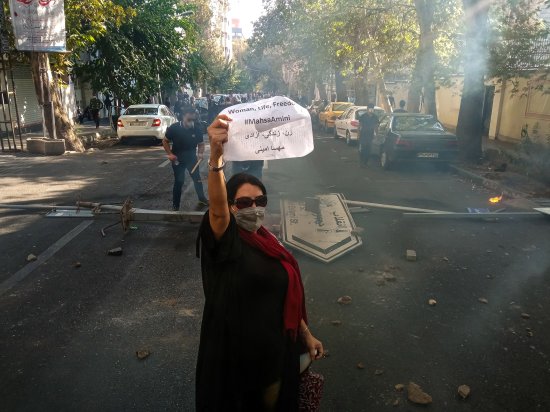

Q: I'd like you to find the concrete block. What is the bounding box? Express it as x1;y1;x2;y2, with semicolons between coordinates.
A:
26;137;46;154
43;139;66;155
406;249;417;261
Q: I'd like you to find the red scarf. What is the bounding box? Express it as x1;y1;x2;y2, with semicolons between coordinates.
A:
238;226;307;340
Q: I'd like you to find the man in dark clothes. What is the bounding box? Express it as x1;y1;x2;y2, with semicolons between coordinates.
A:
162;107;208;210
89;95;104;128
394;99;407;113
358;102;380;167
174;96;185;119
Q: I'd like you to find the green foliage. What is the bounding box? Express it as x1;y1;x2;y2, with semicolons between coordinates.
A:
74;0;200;103
489;0;549;84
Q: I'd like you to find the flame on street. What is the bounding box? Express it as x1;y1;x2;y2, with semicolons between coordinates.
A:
489;195;503;204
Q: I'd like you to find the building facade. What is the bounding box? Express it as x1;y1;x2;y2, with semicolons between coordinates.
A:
210;0;232;61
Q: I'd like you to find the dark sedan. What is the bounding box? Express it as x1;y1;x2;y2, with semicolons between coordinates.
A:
371;113;458;169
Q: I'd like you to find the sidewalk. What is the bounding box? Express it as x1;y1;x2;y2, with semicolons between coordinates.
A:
2;118;117;155
450;135;550;203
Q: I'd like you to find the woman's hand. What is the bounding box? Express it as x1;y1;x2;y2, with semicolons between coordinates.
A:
207;114;231;162
303;331;324;361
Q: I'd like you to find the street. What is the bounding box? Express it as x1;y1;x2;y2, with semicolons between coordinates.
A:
1;132;549;412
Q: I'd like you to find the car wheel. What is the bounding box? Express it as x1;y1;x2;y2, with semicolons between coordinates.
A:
346;130;352;145
380;149;392;170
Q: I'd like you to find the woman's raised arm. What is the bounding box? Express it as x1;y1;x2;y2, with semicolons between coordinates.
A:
207;115;232;240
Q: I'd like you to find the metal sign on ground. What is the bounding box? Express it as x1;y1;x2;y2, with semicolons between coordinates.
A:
280;193;362;263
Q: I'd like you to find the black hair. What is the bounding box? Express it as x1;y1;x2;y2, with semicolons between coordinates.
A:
399;99;406;108
226;173;267;203
182;105;196;115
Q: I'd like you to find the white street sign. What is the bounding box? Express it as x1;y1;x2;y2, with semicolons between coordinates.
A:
280;193;363;263
9;0;67;52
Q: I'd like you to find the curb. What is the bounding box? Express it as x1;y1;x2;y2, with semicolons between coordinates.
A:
449;164;530;199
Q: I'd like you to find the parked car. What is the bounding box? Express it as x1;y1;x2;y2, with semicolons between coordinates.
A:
318;102;353;131
334;105;386;145
117;104;177;143
371;113;458;169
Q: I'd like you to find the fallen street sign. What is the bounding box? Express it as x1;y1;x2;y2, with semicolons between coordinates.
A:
280;193;362;263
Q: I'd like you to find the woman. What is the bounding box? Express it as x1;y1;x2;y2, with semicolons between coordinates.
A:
196;114;324;411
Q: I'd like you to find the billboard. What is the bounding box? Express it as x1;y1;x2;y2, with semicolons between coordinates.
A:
9;0;66;52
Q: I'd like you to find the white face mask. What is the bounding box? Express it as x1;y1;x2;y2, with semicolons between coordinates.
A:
234;207;265;232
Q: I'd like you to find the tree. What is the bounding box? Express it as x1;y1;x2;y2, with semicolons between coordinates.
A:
75;0;199;104
455;0;490;162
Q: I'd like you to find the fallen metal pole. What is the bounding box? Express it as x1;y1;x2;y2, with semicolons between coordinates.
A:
403;212;543;219
0;203;80;210
345;200;449;214
130;208;204;224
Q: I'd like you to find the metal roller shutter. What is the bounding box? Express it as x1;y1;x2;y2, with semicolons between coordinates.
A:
10;65;41;127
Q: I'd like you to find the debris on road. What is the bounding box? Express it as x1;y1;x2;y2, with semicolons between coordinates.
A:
357;362;365;369
406;249;417;261
374;369;384;376
74;261;81;268
357;267;365;272
428;298;437;306
521;313;531;319
458;384;471;399
526;327;534;337
383;272;396;282
26;254;37;262
331;320;342;326
393;399;400;407
407;382;432;405
337;296;352;305
136;350;151;360
107;247;123;256
442;256;449;262
478;297;489;304
395;384;405;391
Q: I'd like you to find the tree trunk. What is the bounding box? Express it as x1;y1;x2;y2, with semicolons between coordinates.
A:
413;0;437;117
335;68;346;101
455;0;489;162
370;52;392;113
30;52;85;152
316;77;328;101
407;60;422;113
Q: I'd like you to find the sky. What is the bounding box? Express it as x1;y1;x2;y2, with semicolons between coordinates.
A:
230;0;266;38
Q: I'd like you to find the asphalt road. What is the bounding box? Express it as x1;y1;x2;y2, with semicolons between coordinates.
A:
1;132;549;412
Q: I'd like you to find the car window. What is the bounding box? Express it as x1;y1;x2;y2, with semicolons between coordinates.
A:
125;107;159;116
393;116;445;132
341;108;352;119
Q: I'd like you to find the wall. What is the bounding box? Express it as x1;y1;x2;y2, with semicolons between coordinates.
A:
489;77;550;145
435;76;463;132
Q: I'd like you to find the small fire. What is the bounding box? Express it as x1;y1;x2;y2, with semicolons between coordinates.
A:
489;195;503;204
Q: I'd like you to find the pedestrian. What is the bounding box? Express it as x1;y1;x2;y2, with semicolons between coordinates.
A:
89;94;104;129
162;106;208;211
174;95;185;119
388;93;395;108
164;97;171;109
394;99;407;113
196;114;324;411
103;92;112;117
358;103;379;167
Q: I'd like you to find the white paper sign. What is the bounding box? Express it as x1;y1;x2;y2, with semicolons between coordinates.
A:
220;96;314;161
9;0;67;52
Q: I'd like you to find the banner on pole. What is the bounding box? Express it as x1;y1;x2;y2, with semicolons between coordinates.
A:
220;96;314;161
9;0;67;52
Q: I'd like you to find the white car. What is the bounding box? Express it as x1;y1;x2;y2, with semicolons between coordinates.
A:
334;105;386;145
117;104;177;143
